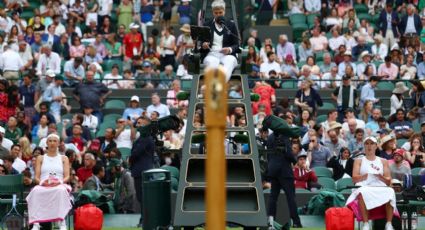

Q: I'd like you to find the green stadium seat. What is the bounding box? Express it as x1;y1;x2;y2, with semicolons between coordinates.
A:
104;113;122;121
316;114;327;124
297;61;306;69
102;60;124;72
318;177;336;191
413;120;421;133
396;138;407;148
292;24;309;43
289;13;306;25
336;178;354;192
320;102;336;110
377;81;395;91
306;14;319;27
354;4;368;14
0;174;24;207
104;100;126;109
281;80;297;89
20;10;33;20
411;167;422;175
118;147;131;160
315;51;325;62
313;167;333;178
357;13;372;23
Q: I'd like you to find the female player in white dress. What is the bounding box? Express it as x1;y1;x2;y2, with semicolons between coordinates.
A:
346;136;398;230
26;133;72;230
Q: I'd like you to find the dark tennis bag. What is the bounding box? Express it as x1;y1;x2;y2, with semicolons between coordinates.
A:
402;184;425;201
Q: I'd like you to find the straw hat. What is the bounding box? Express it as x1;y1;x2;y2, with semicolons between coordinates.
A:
344;50;352;56
328;121;342;131
380;135;395;147
360;51;371;59
392;82;409;94
180;24;191;33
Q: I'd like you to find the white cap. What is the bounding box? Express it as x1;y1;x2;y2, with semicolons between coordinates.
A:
129;23;140;29
0;126;4;134
363;136;378;144
130;95;139;102
46;69;56;77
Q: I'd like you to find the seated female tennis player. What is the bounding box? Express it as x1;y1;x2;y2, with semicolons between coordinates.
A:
26;133;72;230
346;136;398;230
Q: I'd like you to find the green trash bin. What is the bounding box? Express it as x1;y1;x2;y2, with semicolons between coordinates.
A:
142;169;172;230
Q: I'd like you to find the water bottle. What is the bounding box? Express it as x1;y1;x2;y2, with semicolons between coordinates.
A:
401;211;408;230
411;212;418;230
23;210;28;230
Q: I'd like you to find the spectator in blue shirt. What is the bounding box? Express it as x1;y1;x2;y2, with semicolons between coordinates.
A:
307;134;332;168
177;0;191;25
360;76;379;108
390;109;414;140
122;96;144;123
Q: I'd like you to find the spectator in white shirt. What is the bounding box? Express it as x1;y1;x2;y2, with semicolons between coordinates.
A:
146;93;170;118
260;51;281;79
309;27;328;52
328;28;346;52
322;66;342;89
305;0;321;14
52;15;66;36
400;54;417;80
7;11;27;35
82;106;98;133
18;40;33;71
371;34;388;61
98;0;113;22
276;34;296;63
103;64;123;89
114;118;136;149
10;144;26;173
0;45;23;80
36;44;61;77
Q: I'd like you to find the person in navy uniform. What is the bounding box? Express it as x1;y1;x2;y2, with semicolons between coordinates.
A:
263;115;303;228
200;0;240;81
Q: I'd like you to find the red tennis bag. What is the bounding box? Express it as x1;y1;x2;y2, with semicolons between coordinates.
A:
74;204;103;230
325;207;355;230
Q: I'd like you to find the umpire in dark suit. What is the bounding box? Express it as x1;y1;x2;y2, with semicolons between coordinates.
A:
129;117;155;227
263;115;303;228
199;0;240;81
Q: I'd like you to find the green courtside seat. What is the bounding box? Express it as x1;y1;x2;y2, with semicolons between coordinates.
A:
0;174;24;210
336;178;354;192
318;177;336;191
104;100;126;109
313;167;333;178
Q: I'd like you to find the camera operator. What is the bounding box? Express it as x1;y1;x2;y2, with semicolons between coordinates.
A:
263;116;303;228
199;0;240;81
130;116;155;228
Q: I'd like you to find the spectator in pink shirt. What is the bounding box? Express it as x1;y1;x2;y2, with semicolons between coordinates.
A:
378;56;399;80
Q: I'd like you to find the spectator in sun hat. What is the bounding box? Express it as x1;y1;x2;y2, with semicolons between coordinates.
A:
337;50;357;77
390;82;409;115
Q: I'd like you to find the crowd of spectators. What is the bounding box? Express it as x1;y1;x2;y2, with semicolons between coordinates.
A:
1;0;425;223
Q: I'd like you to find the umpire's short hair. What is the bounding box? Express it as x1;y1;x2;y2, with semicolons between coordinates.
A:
212;0;225;10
